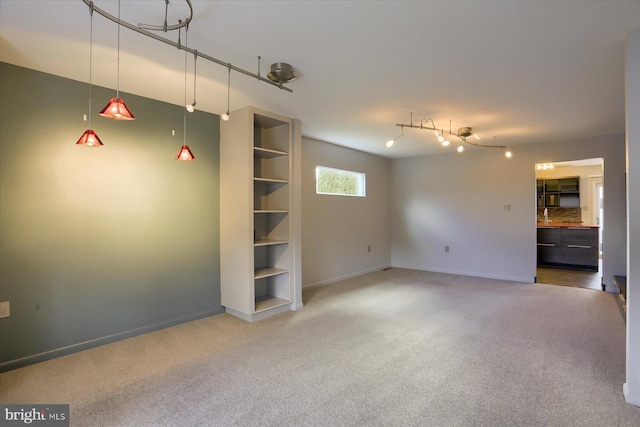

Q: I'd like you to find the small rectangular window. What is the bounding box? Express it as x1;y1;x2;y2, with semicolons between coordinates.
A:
315;166;366;197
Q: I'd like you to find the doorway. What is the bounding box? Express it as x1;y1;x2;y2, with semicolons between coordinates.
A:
535;158;604;290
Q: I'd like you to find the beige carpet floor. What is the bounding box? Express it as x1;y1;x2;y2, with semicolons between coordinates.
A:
1;268;638;426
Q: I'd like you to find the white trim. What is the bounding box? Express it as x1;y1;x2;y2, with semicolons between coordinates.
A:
392;264;533;283
315;165;366;197
624;383;640;407
303;265;391;289
225;304;292;322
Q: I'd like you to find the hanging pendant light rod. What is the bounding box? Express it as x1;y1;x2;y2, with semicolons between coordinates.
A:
81;0;293;93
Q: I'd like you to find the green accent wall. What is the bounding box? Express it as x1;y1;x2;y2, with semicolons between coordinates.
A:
0;63;222;371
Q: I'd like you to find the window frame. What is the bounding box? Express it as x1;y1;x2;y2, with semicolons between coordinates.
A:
315;165;366;197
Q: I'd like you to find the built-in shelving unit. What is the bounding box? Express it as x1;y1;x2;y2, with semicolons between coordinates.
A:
220;106;302;321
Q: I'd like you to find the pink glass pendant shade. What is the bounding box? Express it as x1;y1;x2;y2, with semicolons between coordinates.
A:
176;145;195;161
76;129;104;147
99;97;135;120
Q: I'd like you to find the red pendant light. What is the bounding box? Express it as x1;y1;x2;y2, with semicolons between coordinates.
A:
101;0;135;121
175;25;194;161
99;97;135;120
76;129;104;147
176;145;195;161
76;2;103;147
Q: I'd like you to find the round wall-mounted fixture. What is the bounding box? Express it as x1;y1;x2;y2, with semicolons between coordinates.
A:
267;63;296;83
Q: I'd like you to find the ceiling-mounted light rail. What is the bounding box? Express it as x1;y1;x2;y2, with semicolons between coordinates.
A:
80;0;293;93
138;0;192;32
387;113;512;157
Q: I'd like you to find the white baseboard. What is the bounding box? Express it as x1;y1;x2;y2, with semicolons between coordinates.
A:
393;264;533;283
303;265;391;289
225;304;293;322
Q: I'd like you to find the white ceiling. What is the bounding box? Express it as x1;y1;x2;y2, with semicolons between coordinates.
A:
1;1;639;158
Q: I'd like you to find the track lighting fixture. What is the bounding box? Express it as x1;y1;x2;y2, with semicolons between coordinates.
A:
83;0;296;95
77;2;103;147
221;65;231;121
78;0;297;159
186;50;197;112
99;0;135;120
386;126;404;148
434;129;450;147
176;25;194;161
386;113;512;157
267;62;296;84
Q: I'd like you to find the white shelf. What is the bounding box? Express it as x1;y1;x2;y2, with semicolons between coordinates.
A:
254;177;288;184
254;239;289;247
254;267;289;279
255;296;290;313
254;209;288;214
254;147;288;159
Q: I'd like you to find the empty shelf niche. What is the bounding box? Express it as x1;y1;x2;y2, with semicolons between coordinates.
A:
254;241;290;313
254;113;290;152
254;113;290;183
254;210;289;242
254;178;289;212
254;273;291;313
254;150;289;182
254;243;289;274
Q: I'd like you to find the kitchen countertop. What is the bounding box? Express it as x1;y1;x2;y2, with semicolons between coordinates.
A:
537;222;599;228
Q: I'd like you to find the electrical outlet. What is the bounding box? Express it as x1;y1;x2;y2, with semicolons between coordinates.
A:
0;301;10;319
368;245;371;253
445;246;450;253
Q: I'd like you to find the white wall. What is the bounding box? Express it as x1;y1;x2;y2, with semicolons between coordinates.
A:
624;26;640;408
390;133;626;288
391;148;534;282
301;137;390;287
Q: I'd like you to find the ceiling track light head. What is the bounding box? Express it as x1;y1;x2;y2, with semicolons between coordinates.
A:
222;63;231;121
386;125;404;148
267;63;296;84
457;126;474;140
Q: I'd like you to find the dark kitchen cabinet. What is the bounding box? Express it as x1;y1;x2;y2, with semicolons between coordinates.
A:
537;177;580;208
537;227;562;264
537;226;598;271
